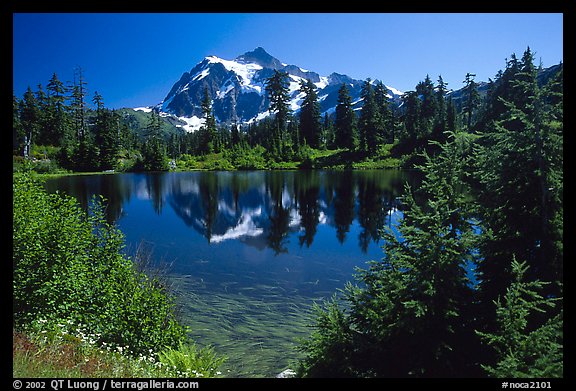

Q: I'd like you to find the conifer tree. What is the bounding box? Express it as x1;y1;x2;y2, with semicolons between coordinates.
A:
473;49;563;328
462;72;480;131
69;66;88;142
476;260;563;377
34;84;50;147
358;79;384;155
299;79;322;148
19;87;40;158
265;70;291;156
433;75;449;142
374;81;393;144
230;122;240;146
415;75;438;137
334;83;357;150
46;73;69;147
400;90;421;144
299;132;482;377
92;92;119;170
13;94;24;155
322;112;333;149
141;110;168;171
198;87;217;154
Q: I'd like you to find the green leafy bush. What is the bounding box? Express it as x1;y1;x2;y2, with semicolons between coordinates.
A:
13;173;186;355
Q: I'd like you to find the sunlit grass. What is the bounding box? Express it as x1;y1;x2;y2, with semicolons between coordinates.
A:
13;323;226;378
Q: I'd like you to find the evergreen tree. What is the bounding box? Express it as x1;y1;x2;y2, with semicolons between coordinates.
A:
230;122;240;146
374;81;393;144
299;79;322;148
473;49;563;329
358;79;384;155
198;87;217;154
446;96;457;134
476;260;563;377
433;75;449;142
322;112;333;149
299;132;482;377
462;72;480;131
265;70;292;156
334;83;357;150
13;94;24;155
415;75;438;137
19;87;40;158
34;84;50;147
92;92;119;170
46;72;71;151
400;90;421;144
141;110;168;171
69;66;88;142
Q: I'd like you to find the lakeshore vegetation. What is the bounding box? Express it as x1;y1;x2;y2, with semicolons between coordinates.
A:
13;48;562;378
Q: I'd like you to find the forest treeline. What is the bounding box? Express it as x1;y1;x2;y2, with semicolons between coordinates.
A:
13;47;530;172
297;48;563;377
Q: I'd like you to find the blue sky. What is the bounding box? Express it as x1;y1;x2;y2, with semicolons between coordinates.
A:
13;13;563;109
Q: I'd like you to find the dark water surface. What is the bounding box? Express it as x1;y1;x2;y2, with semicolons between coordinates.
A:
45;170;420;377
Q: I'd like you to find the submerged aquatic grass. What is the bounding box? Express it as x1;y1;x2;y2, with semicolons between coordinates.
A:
170;275;314;377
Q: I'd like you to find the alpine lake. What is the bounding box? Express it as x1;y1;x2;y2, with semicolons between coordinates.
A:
44;169;421;377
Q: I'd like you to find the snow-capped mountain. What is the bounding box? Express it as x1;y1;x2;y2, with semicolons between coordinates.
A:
158;47;403;132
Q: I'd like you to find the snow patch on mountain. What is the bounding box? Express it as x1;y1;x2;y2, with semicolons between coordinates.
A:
134;107;152;113
175;115;204;132
386;85;404;96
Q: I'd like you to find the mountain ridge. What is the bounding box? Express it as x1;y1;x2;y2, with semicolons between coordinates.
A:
157;47;403;132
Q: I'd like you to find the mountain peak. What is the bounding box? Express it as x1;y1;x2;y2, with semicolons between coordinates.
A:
236;47;283;69
161;47;404;130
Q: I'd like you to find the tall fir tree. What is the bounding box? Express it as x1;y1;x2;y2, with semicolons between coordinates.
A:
433;75;449;143
473;49;563;332
13;94;24;155
69;66;88;142
198;87;218;154
92;92;119;170
400;90;421;144
141;110;168;171
374;81;393;144
46;73;69;146
334;83;357;150
265;70;292;156
358;79;384;155
476;259;562;378
299;79;322;148
415;75;438;138
19;87;40;158
462;73;480;131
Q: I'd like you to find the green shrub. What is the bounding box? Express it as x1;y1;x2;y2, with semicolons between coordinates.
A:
226;144;268;170
13;173;186;355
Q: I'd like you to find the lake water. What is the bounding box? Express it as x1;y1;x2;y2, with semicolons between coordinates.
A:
45;170;420;377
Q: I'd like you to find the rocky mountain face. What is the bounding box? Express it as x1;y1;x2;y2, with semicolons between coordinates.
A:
159;47;403;131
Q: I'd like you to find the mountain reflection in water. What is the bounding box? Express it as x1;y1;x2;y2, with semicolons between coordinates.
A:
45;170;417;255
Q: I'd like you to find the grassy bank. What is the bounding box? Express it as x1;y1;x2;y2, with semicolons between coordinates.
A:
13;328;224;378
